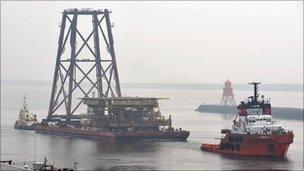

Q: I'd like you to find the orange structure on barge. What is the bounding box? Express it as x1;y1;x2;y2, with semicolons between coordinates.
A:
201;82;293;157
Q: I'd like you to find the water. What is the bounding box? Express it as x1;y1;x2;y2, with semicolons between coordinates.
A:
1;83;303;170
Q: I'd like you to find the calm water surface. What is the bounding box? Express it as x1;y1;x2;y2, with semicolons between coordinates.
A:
1;83;303;170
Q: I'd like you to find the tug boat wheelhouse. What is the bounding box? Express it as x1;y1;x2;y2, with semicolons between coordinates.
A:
201;82;294;157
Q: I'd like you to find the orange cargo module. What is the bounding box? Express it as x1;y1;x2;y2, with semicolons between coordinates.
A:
201;82;294;157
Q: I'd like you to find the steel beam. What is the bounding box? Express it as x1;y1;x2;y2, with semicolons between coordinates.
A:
47;13;67;119
66;12;78;122
92;12;104;98
105;9;122;97
47;9;122;121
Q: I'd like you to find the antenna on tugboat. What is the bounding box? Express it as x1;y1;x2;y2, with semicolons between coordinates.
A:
249;82;261;102
23;95;27;109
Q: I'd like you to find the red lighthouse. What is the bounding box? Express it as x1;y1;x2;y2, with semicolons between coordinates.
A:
220;79;236;106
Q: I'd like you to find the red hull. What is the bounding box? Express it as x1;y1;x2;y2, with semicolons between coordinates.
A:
201;133;293;157
35;125;189;142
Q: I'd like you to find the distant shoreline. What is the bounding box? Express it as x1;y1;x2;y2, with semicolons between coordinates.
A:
1;79;303;92
196;104;304;120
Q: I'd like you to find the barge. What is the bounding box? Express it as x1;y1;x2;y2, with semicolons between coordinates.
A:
36;125;189;142
37;97;189;142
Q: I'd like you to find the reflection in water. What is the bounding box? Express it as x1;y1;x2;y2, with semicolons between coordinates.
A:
219;155;292;170
94;141;158;154
92;141;160;170
97;165;155;171
41;135;161;170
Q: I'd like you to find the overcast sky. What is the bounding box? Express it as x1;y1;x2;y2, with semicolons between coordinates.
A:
1;1;303;84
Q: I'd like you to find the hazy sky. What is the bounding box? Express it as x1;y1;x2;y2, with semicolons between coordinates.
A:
1;1;303;84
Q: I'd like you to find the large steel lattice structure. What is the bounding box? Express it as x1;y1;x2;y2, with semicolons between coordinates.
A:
47;9;121;122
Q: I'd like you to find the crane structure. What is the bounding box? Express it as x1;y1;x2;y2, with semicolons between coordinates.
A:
47;8;121;123
36;8;189;140
43;8;173;132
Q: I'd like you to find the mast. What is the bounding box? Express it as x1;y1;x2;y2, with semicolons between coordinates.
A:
249;82;261;102
23;95;27;110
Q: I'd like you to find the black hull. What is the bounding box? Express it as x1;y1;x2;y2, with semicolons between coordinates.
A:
14;124;35;130
35;125;190;142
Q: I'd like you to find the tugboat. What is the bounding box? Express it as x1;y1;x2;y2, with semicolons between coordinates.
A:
14;95;38;130
201;82;294;157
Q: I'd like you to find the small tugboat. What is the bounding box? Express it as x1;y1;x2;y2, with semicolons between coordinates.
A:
201;82;294;157
14;95;38;130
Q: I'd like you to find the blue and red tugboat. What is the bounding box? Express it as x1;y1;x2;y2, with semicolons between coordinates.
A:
201;82;294;157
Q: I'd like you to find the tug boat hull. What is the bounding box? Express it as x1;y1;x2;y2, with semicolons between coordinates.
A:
201;133;294;157
36;125;190;142
14;122;36;130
